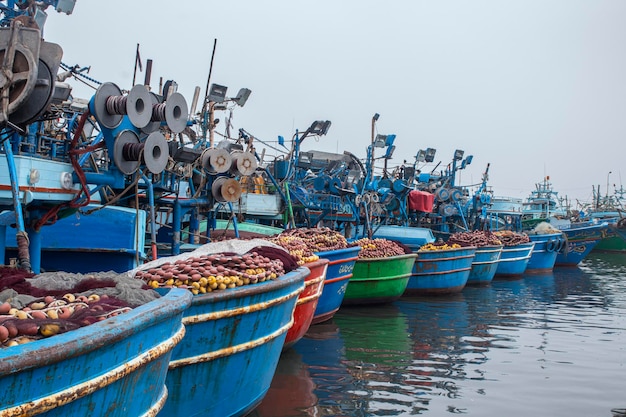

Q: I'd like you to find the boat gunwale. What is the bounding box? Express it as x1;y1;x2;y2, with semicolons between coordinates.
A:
414;253;475;262
348;272;413;283
0;288;192;374
411;266;473;277
354;253;417;263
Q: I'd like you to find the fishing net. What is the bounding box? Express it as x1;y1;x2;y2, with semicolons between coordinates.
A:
1;267;160;348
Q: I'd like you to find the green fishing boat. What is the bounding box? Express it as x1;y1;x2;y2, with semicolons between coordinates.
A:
342;253;417;305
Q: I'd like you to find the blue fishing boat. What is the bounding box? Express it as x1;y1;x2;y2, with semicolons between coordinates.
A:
521;177;568;229
484;195;524;231
525;232;565;273
555;222;609;266
405;246;476;295
160;267;309;417
516;178;608;266
495;242;535;277
312;246;361;324
0;288;192;417
579;185;626;253
466;244;503;285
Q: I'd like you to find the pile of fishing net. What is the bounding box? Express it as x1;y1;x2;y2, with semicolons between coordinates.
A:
1;238;301;348
0;267;159;348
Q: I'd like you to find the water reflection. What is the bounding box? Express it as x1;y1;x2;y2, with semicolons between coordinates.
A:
333;304;414;415
255;253;626;416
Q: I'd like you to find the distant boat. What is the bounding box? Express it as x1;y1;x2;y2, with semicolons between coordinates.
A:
484;195;524;231
580;185;626;253
522;177;568;230
517;177;606;266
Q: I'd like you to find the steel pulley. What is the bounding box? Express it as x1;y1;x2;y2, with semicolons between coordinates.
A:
435;187;450;202
201;147;232;174
327;177;341;195
0;25;41;122
113;130;141;174
163;92;188;134
92;82;124;129
140;92;161;134
230;150;257;176
212;176;242;202
92;83;153;129
143;132;169;174
9;41;63;126
113;130;170;175
449;188;464;203
126;84;153;128
439;203;457;217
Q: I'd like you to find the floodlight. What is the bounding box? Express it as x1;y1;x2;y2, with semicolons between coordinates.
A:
425;148;436;163
384;145;395;159
309;120;332;136
416;149;426;162
234;88;252;106
454;149;464;160
208;84;228;103
385;134;396;147
374;134;387;148
465;155;473;165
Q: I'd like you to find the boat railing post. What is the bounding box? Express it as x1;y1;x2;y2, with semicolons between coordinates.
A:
2;133;32;271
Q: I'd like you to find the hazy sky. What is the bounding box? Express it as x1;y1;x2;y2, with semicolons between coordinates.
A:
42;1;626;206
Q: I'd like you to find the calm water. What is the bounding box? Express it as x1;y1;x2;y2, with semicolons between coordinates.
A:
252;252;626;417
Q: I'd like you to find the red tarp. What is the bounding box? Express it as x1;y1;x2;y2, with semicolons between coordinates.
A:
408;190;434;213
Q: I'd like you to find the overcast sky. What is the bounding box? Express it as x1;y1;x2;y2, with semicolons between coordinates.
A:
43;0;626;207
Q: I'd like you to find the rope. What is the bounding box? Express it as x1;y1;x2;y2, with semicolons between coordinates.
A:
59;62;103;86
33;111;99;231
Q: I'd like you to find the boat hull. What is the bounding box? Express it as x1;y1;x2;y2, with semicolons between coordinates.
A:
3;205;146;273
593;235;626;253
312;246;361;325
0;288;192;417
405;246;476;295
160;268;308;417
495;242;535;277
284;259;328;349
526;233;564;273
343;253;417;304
555;223;608;266
467;245;503;286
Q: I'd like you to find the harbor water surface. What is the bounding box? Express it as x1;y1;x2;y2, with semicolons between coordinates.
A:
253;252;626;417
